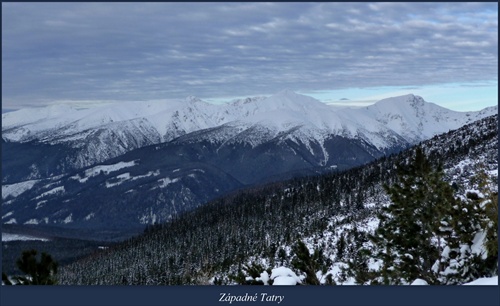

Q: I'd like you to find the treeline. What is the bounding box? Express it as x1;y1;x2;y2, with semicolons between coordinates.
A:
57;115;498;285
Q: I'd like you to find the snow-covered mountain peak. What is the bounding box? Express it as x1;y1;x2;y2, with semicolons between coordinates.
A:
219;91;340;136
272;89;315;100
260;90;329;112
227;90;324;110
371;93;425;108
275;88;298;96
365;94;436;117
2;104;80;129
228;96;267;107
185;96;203;103
218;92;331;131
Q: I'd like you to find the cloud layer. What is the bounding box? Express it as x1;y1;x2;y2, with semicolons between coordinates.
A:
2;2;498;108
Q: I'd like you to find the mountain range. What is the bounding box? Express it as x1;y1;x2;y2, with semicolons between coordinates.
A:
2;91;497;230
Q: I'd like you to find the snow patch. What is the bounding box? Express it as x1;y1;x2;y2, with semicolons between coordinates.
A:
34;186;65;200
24;219;39;225
72;160;138;183
139;209;158;224
105;172;131;188
158;177;179;188
63;214;73;224
471;231;488;259
2;211;14;219
36;200;47;209
85;160;137;176
132;170;160;180
2;233;49;242
2;180;38;199
105;170;160;188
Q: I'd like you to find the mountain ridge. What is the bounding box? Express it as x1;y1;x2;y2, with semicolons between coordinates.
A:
3;92;495;163
2;91;497;230
4;92;495;145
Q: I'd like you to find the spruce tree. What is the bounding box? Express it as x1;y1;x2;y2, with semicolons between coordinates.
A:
345;246;374;285
427;165;497;284
336;234;346;261
291;240;333;285
4;249;58;285
482;192;498;273
466;167;498;277
371;147;457;284
476;167;498;268
442;166;498;283
438;191;481;284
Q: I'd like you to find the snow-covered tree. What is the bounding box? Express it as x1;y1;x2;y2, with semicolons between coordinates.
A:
3;249;58;285
371;147;459;284
369;148;498;285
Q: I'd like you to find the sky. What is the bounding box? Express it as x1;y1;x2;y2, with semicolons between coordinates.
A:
2;2;498;112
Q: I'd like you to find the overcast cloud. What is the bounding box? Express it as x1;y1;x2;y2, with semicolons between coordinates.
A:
2;2;498;109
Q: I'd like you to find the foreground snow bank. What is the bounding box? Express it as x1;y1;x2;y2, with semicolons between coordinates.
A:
411;279;429;285
463;276;498;285
270;267;302;285
409;276;498;286
250;267;303;285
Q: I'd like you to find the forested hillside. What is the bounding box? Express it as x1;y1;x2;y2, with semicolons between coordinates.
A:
57;114;498;285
